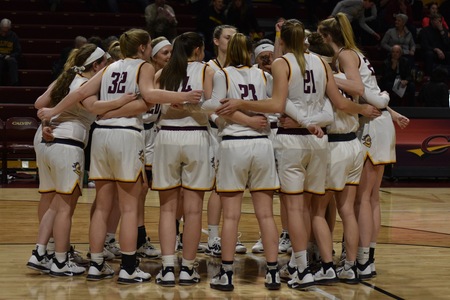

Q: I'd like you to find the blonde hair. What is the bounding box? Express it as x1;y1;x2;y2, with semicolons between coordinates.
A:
281;19;306;76
108;40;123;61
119;28;150;58
224;33;252;67
318;13;361;53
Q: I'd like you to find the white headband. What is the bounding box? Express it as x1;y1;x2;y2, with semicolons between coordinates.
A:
152;40;171;57
83;47;105;66
254;44;274;58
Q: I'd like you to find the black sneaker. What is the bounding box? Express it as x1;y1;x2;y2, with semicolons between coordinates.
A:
210;267;234;291
265;267;281;290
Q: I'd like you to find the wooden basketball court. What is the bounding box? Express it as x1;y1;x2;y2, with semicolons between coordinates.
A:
1;184;449;299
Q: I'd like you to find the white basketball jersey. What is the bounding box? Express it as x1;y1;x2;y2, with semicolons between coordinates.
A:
158;61;209;127
51;74;96;145
97;58;145;129
207;58;223;72
337;49;381;105
283;52;328;121
328;72;360;134
219;65;271;137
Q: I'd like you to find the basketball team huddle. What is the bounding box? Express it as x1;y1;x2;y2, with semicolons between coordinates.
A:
26;14;410;293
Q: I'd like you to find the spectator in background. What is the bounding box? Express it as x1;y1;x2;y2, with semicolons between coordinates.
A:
381;0;416;38
0;18;21;86
196;0;226;61
225;0;263;40
330;0;381;44
417;65;449;107
381;14;415;66
422;2;448;30
145;0;178;41
380;45;415;106
420;13;450;76
52;36;87;80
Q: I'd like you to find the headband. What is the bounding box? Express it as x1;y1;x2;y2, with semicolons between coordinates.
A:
254;44;274;58
83;47;106;66
152;40;171;57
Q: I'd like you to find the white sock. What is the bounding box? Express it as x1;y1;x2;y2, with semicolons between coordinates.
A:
91;252;104;265
182;258;195;269
46;238;55;255
357;247;369;265
55;252;66;263
369;242;376;249
36;244;47;256
208;225;219;240
289;251;297;267
294;250;308;272
162;255;175;267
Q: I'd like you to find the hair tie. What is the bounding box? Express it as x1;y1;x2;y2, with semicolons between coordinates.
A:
72;66;85;74
152;40;171;57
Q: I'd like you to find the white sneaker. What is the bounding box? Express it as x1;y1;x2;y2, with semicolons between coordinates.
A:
251;238;264;253
210;268;234;291
49;257;86;277
279;263;296;282
287;268;315;290
370;259;377;277
357;261;373;280
313;266;338;284
104;239;121;258
86;261;115;281
26;249;52;274
87;181;95;188
117;265;151;284
205;237;221;257
155;266;176;287
278;231;291;253
137;237;161;258
179;265;201;285
337;264;359;284
235;233;247;254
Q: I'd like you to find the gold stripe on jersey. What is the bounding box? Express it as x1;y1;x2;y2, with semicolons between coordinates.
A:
136;61;147;87
280;56;291;82
222;68;230;93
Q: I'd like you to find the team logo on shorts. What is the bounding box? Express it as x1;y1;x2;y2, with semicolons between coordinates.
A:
211;156;216;169
138;150;145;164
72;162;82;176
362;134;372;148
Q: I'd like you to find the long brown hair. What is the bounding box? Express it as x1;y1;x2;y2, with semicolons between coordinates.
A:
159;32;204;91
50;43;102;107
